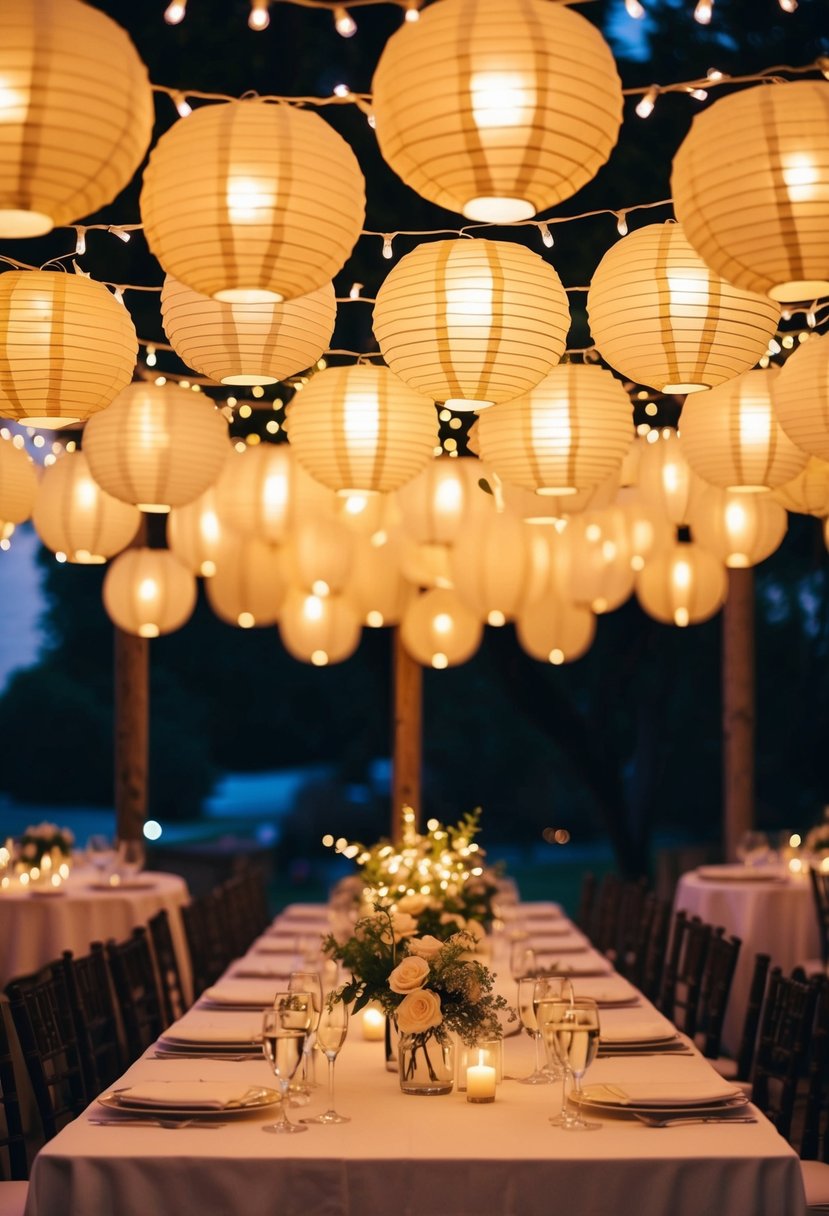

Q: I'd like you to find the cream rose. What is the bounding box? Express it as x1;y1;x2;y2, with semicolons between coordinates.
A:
440;912;465;931
389;911;418;942
396;893;431;917
396;989;443;1035
388;954;430;994
407;935;444;961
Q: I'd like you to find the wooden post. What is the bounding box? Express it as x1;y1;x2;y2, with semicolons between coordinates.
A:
722;567;755;861
114;626;149;841
391;626;422;844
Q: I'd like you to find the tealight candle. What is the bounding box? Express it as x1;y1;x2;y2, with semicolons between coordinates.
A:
362;1006;386;1041
466;1051;496;1103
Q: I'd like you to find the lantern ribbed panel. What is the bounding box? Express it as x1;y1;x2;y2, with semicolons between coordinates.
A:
614;487;673;570
477;364;632;492
636;431;709;526
449;511;549;624
278;589;361;666
141;101;366;303
516;594;596;665
679;370;808;492
401;588;482;669
689;485;787;568
288;516;355;596
636;541;727;627
672;82;829;303
286;365;438;494
565;510;634;614
587;224;780;393
205;537;287;628
0;272;137;428
337;491;401;539
33;451;140;563
160;277;337;386
213;444;335;544
395;457;494;545
373;239;569;409
772;334;829;461
371;0;622;221
103;548;197;638
0;0;153;237
772;458;829;516
0;437;37;524
167;486;229;577
83;383;230;512
502;468;620;522
346;535;414;628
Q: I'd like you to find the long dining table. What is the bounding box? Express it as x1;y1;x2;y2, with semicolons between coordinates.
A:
23;899;806;1216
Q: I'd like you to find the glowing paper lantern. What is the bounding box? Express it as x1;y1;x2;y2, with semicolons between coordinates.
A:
395;457;493;545
33;451;141;564
397;538;454;590
286;365;438;494
672;82;829;303
689;485;787;568
501;468;621;523
679;370;808;493
373;239;569;410
337;492;401;541
0;436;37;524
565;510;635;615
346;535;414;628
0;272;137;428
84;383;230;512
103;549;197;638
278;589;361;666
772;334;829;461
288;516;355;597
449;511;548;625
636;541;727;628
477;364;632;493
401;588;482;669
772;458;829;517
371;0;622;222
614;488;672;572
0;0;153;237
205;537;287;628
213;444;334;544
167;486;229;577
160;277;337;386
587;224;780;393
636;430;710;526
141;100;365;303
516;594;596;665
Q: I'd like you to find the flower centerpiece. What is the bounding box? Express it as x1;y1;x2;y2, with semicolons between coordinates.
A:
18;822;75;870
324;905;511;1095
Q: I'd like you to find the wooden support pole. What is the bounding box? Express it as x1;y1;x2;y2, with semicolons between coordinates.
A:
391;626;422;844
114;624;149;841
722;567;756;861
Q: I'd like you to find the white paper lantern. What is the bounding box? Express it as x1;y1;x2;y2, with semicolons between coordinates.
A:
346;535;414;628
449;510;549;625
636;541;727;628
205;537;287;628
395;457;494;545
288;516;355;597
167;487;228;577
103;548;197;638
772;458;829;517
772;334;829;462
689;485;787;568
33;451;141;564
396;537;455;591
635;430;709;526
401;587;482;669
213;443;334;545
0;436;37;524
614;488;673;572
564;509;635;615
278;589;361;666
516;594;596;665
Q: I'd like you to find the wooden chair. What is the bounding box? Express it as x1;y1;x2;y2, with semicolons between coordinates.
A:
751;968;821;1141
61;945;124;1094
181;891;230;999
588;873;622;955
810;869;829;971
659;913;712;1039
0;1006;27;1215
695;928;741;1059
712;952;771;1082
575;872;596;934
106;929;165;1061
612;880;650;979
633;896;672;1004
148;910;188;1025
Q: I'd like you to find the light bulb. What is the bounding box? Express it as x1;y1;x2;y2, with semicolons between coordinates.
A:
404;1;420;20
616;212;629;236
248;1;270;30
538;222;554;248
164;1;186;24
694;0;713;24
172;91;192;118
334;7;357;36
74;229;86;255
624;0;645;15
382;235;394;259
635;86;659;119
779;0;797;10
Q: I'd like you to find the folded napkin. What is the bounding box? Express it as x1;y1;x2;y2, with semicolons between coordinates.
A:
252;939;297;955
697;864;785;883
202;980;283;1007
160;1012;262;1046
229;965;293;980
581;1079;742;1108
600;1022;676;1045
115;1082;267;1111
541;961;612;977
568;977;638;1002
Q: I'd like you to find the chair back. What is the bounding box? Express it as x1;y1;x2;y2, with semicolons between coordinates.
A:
182;890;232;998
752;968;821;1140
635;896;672;1003
575;872;596;934
809;868;829;968
696;928;741;1058
660;914;712;1038
0;1006;27;1181
61;945;124;1094
734;952;771;1081
613;880;650;979
147;910;187;1025
589;873;623;955
800;978;829;1161
106;929;165;1060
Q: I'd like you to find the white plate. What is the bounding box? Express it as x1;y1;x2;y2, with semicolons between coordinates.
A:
580;1080;744;1108
696;865;785;883
88;879;157;891
98;1084;279;1116
574;1094;750;1120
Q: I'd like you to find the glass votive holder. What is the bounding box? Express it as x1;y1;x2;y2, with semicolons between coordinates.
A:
457;1038;503;1093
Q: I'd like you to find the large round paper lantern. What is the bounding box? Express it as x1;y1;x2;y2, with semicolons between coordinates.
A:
286;365;438;494
0;437;37;524
288;516;355;597
397;537;454;590
587;224;780;393
0;272;137;428
346;534;414;628
565;510;635;615
84;383;230;512
672;82;829;303
205;537;287;628
371;0;622;222
635;431;706;527
33;451;141;564
516;594;596;666
401;588;482;669
636;541;727;628
449;511;548;625
160;277;337;387
103;549;197;639
395;457;493;545
278;590;361;666
476;364;632;493
772;458;829;517
679;370;807;493
614;488;672;572
373;239;570;410
167;486;229;577
141;100;365;303
501;468;620;524
689;486;787;568
0;0;153;238
213;443;334;544
772;334;829;461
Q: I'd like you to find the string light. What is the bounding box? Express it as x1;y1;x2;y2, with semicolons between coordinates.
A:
779;0;797;10
694;0;713;24
171;90;192;118
333;83;351;98
616;211;629;237
635;86;659;119
109;227;131;244
349;282;363;299
404;0;420;20
624;0;645;15
807;306;818;329
74;229;86;256
164;1;186;24
538;223;554;249
706;68;725;81
688;87;708;101
145;345;157;368
819;58;829;81
334;6;357;36
382;235;394;259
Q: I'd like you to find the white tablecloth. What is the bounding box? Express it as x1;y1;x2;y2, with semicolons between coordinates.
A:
674;867;819;1055
24;900;806;1216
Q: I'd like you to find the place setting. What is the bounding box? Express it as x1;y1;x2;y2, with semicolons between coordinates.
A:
572;1079;754;1125
93;1081;282;1126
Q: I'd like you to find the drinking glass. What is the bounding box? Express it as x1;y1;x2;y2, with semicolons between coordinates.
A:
542;996;601;1131
516;976;551;1085
532;977;568;1082
301;995;349;1125
289;970;323;1089
115;838;146;880
736;830;770;867
510;942;536;982
273;990;314;1105
261;1011;307;1135
86;835;116;877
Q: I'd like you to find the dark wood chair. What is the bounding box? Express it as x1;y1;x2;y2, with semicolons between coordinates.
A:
575;872;596;935
181;890;230;999
106;929;165;1060
588;873;623;955
61;945;124;1094
810;868;829;971
659;913;712;1039
148;910;188;1025
612;879;650;978
713;952;772;1082
634;895;672;1004
751;968;821;1141
695;927;741;1059
0;1005;27;1183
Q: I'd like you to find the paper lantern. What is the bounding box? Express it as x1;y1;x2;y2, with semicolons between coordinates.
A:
476;364;632;493
449;511;548;625
564;510;635;615
0;0;153;238
32;451;141;564
614;488;672;572
213;443;334;544
689;485;787;568
395;457;493;545
371;0;622;222
286;365;438;494
278;589;361;666
346;535;414;628
501;468;620;524
636;430;710;526
772;334;829;462
288;516;355;597
103;548;197;638
516;594;596;665
636;541;727;628
397;538;454;590
337;492;401;541
672;82;829;303
160;277;337;387
167;486;229;577
0;272;137;428
401;588;482;669
587;224;780;393
373;239;570;410
0;436;37;524
679;370;808;493
772;458;829;517
205;536;287;628
141;100;365;303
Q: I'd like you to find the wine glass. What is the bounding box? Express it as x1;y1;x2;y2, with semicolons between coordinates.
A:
516;976;551;1085
532;977;568;1082
510;942;536;982
86;835;116;878
301;994;349;1125
289;970;323;1089
542;996;601;1131
115;838;146;881
261;1010;307;1135
273;990;314;1105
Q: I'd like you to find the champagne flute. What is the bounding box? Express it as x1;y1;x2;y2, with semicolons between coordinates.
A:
301;995;349;1125
516;976;551;1085
532;977;568;1082
261;1011;307;1135
273;990;314;1105
289;970;323;1089
510;942;536;982
544;996;601;1131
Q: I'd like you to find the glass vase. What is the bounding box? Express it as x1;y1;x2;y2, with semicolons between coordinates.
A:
398;1030;454;1095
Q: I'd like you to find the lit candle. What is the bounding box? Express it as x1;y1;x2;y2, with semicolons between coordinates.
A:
466;1050;496;1103
362;1006;386;1041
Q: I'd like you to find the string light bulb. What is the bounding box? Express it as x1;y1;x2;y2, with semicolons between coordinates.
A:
616;211;628;237
248;0;270;30
404;0;420;20
145;344;157;368
74;229;86;256
625;0;645;15
164;1;186;24
538;223;554;249
635;86;659;119
382;235;394;259
334;6;357;36
778;0;797;10
172;90;192;118
694;0;713;24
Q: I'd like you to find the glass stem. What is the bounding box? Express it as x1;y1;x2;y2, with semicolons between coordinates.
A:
533;1033;543;1074
326;1054;336;1114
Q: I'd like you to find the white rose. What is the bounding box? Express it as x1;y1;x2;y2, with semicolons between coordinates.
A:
407;935;444;961
396;894;431;917
440;912;465;931
464;919;486;944
388;955;430;994
389;911;418;942
396;989;443;1035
